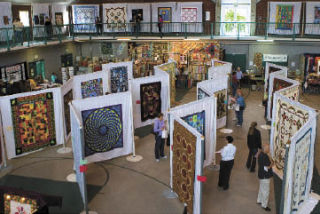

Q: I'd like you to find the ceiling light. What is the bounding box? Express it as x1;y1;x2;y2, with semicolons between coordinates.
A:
117;38;131;41
256;39;274;42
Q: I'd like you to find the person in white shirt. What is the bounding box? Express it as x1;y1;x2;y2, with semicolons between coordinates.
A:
217;136;236;190
236;66;243;87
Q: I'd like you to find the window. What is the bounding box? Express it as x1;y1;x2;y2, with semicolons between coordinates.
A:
19;11;30;27
220;0;251;36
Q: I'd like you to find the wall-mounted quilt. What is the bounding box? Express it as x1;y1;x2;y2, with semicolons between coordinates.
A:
0;62;27;83
140;82;161;122
80;78;104;99
72;5;99;33
110;66;128;93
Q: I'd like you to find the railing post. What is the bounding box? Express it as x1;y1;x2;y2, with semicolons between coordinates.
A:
71;23;75;41
44;27;47;45
184;23;187;39
264;22;268;40
58;26;62;43
292;23;296;41
237;23;240;40
5;28;10;51
210;22;214;39
27;27;30;47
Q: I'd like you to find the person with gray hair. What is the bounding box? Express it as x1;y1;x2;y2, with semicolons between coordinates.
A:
257;144;273;212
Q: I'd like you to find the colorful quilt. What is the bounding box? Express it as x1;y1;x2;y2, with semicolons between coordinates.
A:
63;90;73;136
0;62;27;83
132;9;143;20
270;78;293;119
280;85;299;101
105;7;126;29
140;82;161;122
181;8;197;23
158;7;171;22
55;12;63;25
110;66;128;93
273;99;309;170
198;88;210;100
215;89;227;119
81;78;104;99
11;92;56;156
182;111;205;136
159;62;176;106
291;128;312;212
276;5;294;30
4;194;37;214
82;104;123;157
73;5;98;32
173;121;196;214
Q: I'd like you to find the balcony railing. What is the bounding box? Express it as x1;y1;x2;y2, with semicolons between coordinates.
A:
1;22;320;51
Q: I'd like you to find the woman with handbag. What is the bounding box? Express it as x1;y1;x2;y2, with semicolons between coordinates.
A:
153;113;167;162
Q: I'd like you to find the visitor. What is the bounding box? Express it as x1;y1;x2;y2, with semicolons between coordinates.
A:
236;66;243;87
44;16;52;39
217;136;236;190
231;71;238;97
136;14;142;33
158;15;163;38
153;113;167;162
95;17;102;35
246;122;261;172
13;18;24;45
231;89;246;126
257;144;273;212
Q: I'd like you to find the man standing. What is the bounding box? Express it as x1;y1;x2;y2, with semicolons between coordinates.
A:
153;113;167;162
257;144;273;212
13;18;24;45
236;66;243;87
217;136;236;190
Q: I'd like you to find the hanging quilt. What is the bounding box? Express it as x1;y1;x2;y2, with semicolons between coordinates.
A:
264;66;282;95
11;92;56;156
276;5;294;30
3;16;9;25
4;194;37;214
55;12;63;25
215;89;227;119
28;60;45;80
132;9;143;20
110;66;128;93
269;78;293;119
315;7;320;24
82;104;123;157
105;7;126;29
140;82;161;122
173;121;196;214
291;128;312;212
181;8;197;23
182;111;205;136
63;90;73;136
72;5;99;33
273;99;309;170
159;62;176;106
81;78;104;99
198;88;210;100
0;62;27;83
158;7;171;22
280;85;299;101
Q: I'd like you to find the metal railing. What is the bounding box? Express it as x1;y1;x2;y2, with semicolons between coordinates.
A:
1;22;320;51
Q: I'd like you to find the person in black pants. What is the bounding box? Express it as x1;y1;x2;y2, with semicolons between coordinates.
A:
246;121;262;172
217;136;236;190
153;113;167;162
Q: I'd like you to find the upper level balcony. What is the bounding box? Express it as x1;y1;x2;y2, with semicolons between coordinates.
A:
1;21;320;53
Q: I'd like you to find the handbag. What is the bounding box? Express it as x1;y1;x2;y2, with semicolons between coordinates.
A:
234;104;240;111
162;129;168;139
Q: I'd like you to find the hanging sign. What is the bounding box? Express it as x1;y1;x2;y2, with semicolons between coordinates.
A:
263;54;288;62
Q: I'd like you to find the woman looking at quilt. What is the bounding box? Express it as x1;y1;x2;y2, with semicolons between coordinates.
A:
153;113;167;162
246;122;261;172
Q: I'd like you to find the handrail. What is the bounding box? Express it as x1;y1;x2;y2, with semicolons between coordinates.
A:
1;22;320;51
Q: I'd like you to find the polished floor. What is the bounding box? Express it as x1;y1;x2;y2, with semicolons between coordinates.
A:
2;86;320;214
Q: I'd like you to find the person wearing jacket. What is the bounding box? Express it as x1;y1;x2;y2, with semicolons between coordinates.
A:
231;89;246;126
246;122;262;172
257;144;273;212
153;113;167;162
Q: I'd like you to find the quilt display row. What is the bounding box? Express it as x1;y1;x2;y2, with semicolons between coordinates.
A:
11;92;56;156
268;2;302;35
0;62;27;83
72;5;99;33
158;62;176;106
110;66;128;93
172;121;196;214
272;98;309;170
82;104;123;157
140;82;161;122
264;63;285;96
